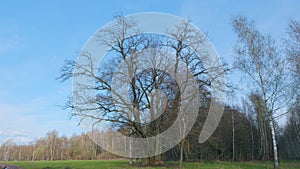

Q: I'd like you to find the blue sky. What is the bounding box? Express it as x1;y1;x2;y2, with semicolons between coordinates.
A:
1;0;300;144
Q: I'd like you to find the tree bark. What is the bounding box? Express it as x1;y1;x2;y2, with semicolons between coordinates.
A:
269;116;279;168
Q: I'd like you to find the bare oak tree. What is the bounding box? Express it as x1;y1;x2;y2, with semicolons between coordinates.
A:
59;14;226;167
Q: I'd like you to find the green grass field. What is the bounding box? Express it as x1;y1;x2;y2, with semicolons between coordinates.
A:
5;160;300;169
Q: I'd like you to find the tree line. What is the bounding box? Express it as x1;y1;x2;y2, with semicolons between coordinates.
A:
0;130;116;161
1;103;299;162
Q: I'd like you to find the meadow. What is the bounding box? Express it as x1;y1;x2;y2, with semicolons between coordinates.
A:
5;160;300;169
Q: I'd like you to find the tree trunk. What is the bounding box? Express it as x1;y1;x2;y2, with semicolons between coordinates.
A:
18;149;22;161
250;120;255;160
269;116;279;168
179;140;184;169
232;111;235;161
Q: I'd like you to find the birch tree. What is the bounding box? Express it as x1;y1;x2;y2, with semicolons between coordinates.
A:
232;16;290;168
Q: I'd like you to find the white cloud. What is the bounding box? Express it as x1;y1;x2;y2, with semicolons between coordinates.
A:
4;136;31;144
0;99;45;144
0;130;30;144
0;96;81;145
0;130;27;137
10;131;28;137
